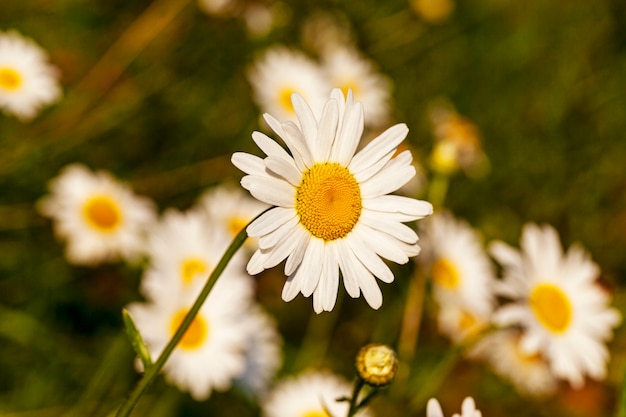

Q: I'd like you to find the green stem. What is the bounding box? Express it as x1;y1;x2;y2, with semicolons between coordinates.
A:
115;216;254;417
616;364;626;417
427;172;450;209
346;378;365;417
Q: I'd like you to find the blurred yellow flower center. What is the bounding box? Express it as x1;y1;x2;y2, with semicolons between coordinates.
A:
296;163;361;241
82;195;122;232
459;310;477;331
431;258;459;289
301;411;329;417
228;216;248;237
0;67;22;91
278;86;295;113
340;82;359;99
169;309;209;350
530;283;572;333
181;258;208;285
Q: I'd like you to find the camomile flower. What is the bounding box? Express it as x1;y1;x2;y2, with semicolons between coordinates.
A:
37;163;156;265
234;304;283;397
427;397;482;417
126;274;254;401
320;46;392;127
232;88;433;313
140;208;252;303
436;302;491;347
490;223;622;388
195;184;269;251
419;211;494;318
0;30;62;121
247;46;330;123
262;370;373;417
472;328;558;398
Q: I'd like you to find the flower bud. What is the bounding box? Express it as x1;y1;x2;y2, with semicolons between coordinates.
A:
355;343;398;387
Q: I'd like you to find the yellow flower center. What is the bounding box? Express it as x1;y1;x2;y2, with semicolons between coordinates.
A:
169;309;209;351
340;82;359;99
431;257;460;289
82;195;122;233
301;411;329;417
458;310;477;331
228;216;248;237
0;67;22;91
530;283;572;333
296;163;362;241
180;258;208;285
278;86;295;113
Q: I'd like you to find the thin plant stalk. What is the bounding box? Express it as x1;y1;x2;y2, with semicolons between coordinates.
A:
616;364;626;417
114;214;256;417
346;378;365;417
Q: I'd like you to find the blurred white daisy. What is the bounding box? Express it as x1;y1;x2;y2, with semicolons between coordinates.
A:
0;30;62;121
419;211;495;318
262;370;373;417
248;46;330;123
490;223;622;388
232;88;432;313
436;303;491;346
321;47;392;127
127;273;254;401
427;397;482;417
37;163;156;265
473;328;558;398
195;184;269;251
234;304;283;397
140;208;251;302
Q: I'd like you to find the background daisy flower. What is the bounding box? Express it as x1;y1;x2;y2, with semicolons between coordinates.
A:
419;211;495;318
427;397;482;417
490;223;622;388
127;274;255;401
262;370;374;417
247;46;330;123
232;88;432;313
139;208;250;302
0;29;62;121
37;163;156;265
320;46;392;127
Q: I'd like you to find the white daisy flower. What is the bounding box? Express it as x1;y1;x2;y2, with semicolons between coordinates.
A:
262;370;374;417
321;46;392;127
436;303;491;346
0;30;62;121
140;207;252;302
234;304;283;397
232;88;433;313
247;46;330;123
427;397;482;417
127;273;254;401
37;163;156;265
195;184;269;251
472;329;558;398
489;223;622;388
419;211;495;318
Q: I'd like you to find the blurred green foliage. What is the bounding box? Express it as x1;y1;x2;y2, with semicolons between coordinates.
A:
1;0;626;416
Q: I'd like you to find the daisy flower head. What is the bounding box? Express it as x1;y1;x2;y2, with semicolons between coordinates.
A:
0;30;62;121
233;304;283;397
195;184;269;251
232;88;433;313
262;370;373;417
248;46;330;123
490;223;622;388
140;208;252;302
419;211;495;318
127;272;254;400
321;46;392;127
37;163;156;265
472;328;558;398
427;397;482;417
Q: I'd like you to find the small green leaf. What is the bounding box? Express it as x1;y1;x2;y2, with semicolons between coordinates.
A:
122;309;153;371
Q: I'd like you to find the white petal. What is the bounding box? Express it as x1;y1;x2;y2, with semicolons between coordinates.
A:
282;121;313;169
313;247;339;313
262;226;301;269
427;399;444;417
292;93;318;158
299;237;325;297
360;210;419;244
284;227;310;275
331;101;363;165
265;156;302;186
247;207;295;237
335;240;361;297
363;195;433;218
352;224;410;264
241;176;295;207
251;131;293;161
315;98;339;161
349;123;409;175
282;269;303;302
232;153;266;176
345;236;395;283
247;249;267;275
360;158;415;199
258;215;299;249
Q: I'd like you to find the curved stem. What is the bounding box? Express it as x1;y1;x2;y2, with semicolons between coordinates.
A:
346;378;365;417
115;215;255;417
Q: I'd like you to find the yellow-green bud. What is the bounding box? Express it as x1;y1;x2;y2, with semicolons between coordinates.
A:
355;343;398;387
